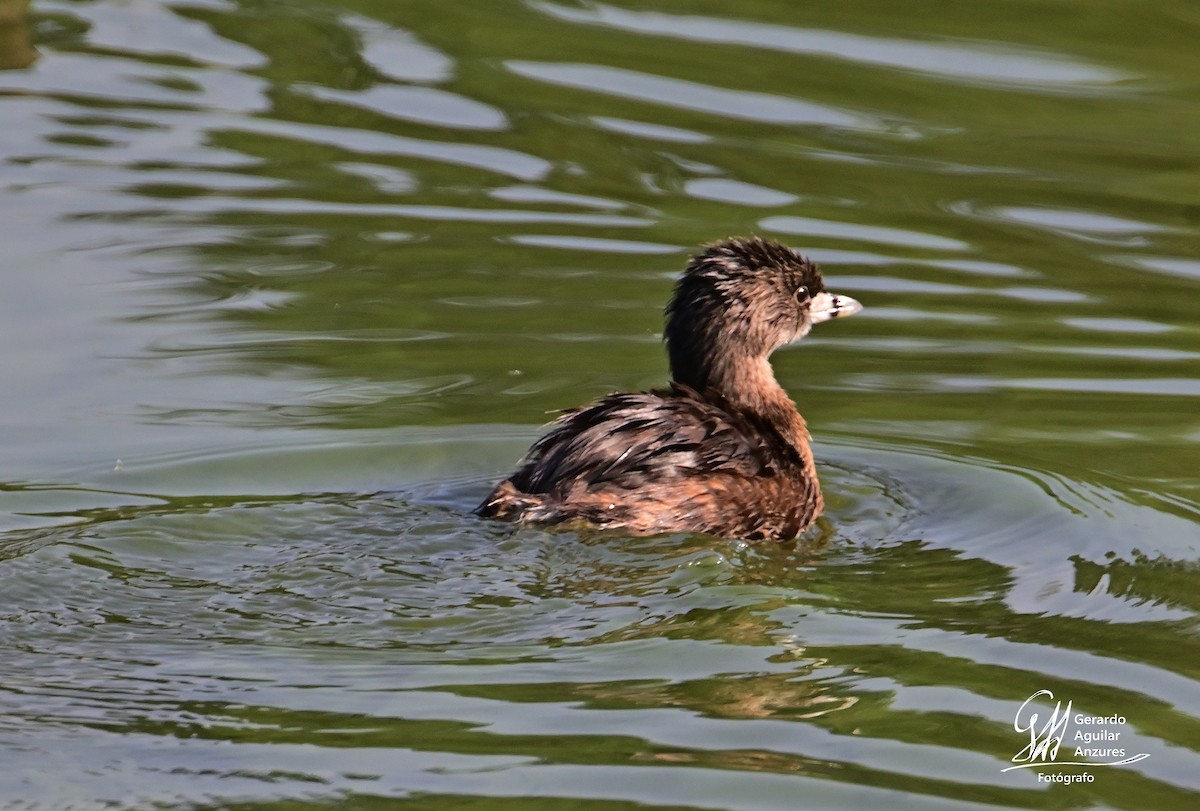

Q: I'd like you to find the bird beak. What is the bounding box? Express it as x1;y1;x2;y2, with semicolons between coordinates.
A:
809;291;863;324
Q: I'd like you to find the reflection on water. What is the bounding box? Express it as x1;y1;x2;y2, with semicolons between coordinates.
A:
530;1;1129;88
2;439;1198;808
1;0;1198;808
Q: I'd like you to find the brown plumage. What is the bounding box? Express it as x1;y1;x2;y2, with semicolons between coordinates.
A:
476;236;862;540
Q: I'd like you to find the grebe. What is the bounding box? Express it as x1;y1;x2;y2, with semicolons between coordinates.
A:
477;236;862;540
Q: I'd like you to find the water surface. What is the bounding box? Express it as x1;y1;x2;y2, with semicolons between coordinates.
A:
1;1;1198;808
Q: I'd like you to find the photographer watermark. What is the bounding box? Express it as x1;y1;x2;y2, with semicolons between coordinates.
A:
1003;689;1149;781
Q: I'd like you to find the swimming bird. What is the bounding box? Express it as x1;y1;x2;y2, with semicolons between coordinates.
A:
477;236;862;540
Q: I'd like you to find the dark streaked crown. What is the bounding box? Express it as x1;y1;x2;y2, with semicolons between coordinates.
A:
690;237;825;293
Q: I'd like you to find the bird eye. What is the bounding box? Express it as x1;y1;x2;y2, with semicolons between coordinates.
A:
793;285;809;303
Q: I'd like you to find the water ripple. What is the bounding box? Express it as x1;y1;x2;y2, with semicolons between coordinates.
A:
506;61;879;129
0;52;268;111
39;0;267;69
343;13;455;83
591;115;711;143
297;84;510;131
685;178;798;207
762;216;968;251
532;1;1129;89
107;195;652;227
506;235;679;254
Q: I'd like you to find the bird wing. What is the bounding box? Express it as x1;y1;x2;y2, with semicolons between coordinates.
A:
510;387;773;495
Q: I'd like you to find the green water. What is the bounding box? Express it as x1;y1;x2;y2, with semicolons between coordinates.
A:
1;0;1198;808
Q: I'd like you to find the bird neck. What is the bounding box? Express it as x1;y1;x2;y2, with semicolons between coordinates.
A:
676;353;815;464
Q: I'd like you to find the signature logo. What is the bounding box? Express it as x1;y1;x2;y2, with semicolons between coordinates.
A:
1003;689;1150;774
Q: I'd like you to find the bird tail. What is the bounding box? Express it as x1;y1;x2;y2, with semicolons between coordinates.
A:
475;480;552;522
